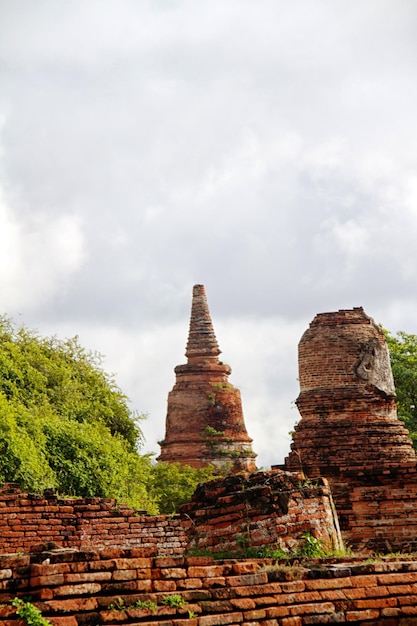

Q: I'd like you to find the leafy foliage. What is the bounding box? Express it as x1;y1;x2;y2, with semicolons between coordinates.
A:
11;597;52;626
0;316;156;511
0;316;232;513
0;396;54;492
385;330;417;445
148;461;218;514
161;594;185;607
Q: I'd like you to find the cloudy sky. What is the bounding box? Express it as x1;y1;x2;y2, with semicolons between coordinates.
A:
1;0;417;468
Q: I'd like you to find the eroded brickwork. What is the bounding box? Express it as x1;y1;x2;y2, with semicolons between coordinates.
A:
158;285;256;471
286;308;415;477
3;550;417;625
181;470;342;556
285;307;417;551
0;471;340;557
0;483;187;555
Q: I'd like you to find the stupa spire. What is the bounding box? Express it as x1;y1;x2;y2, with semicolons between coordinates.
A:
186;285;220;364
158;284;257;472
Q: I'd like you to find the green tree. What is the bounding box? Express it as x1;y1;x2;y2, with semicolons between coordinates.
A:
0;316;157;511
0;396;55;492
148;462;218;514
385;330;417;445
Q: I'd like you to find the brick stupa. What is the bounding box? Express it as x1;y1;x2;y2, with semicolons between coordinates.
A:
158;285;257;472
285;307;416;478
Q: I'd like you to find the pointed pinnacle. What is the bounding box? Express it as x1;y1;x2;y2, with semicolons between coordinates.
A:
185;285;221;364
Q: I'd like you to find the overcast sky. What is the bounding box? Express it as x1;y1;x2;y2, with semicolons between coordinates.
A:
1;0;417;468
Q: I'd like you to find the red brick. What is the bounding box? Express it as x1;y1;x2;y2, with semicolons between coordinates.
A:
267;606;291;618
319;589;348;601
243;608;266;620
160;567;187;579
45;597;98;612
64;571;111;583
289;602;335;616
231;598;256;610
199;613;243;626
37;587;54;600
113;557;150;569
176;577;203;589
347;609;381;621
53;582;102;596
280;581;306;593
232;562;259;575
305;577;353;591
381;607;402;617
188;565;228;578
155;557;185;567
153;579;177;591
402;606;417;615
282;618;303;626
350;575;378;587
399;597;417;608
352;597;398;609
30;574;65;587
253;596;277;607
112;569;137;581
378;573;417;585
99;609;128;622
49;618;78;626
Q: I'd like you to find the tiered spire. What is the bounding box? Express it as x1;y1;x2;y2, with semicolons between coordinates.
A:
158;284;257;472
185;285;220;364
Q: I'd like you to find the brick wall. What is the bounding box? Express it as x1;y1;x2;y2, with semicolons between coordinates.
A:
181;471;342;555
0;470;341;557
285;307;417;552
2;549;417;625
0;483;187;555
334;466;417;553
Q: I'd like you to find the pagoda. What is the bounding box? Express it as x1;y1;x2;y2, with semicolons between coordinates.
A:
158;285;257;472
285;307;416;478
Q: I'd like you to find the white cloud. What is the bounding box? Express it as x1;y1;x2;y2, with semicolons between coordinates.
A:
0;190;85;313
0;194;21;294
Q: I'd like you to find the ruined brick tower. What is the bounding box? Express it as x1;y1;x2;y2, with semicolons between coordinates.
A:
158;285;257;472
285;307;416;478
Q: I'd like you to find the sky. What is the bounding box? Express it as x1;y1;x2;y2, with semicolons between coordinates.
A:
1;0;417;468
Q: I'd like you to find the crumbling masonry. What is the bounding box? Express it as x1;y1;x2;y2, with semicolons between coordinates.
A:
285;307;417;552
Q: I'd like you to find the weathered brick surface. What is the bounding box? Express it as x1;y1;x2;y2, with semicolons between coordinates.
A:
0;470;342;558
181;470;343;555
0;483;187;554
285;307;417;552
3;552;417;624
158;285;256;471
286;308;416;476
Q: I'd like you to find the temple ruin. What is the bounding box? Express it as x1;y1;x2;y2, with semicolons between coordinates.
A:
4;304;417;623
158;284;257;471
285;307;417;552
286;307;416;477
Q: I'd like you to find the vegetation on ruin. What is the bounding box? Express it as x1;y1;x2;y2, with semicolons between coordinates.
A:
386;330;417;446
11;598;52;626
147;461;217;514
187;531;341;562
106;594;186;614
